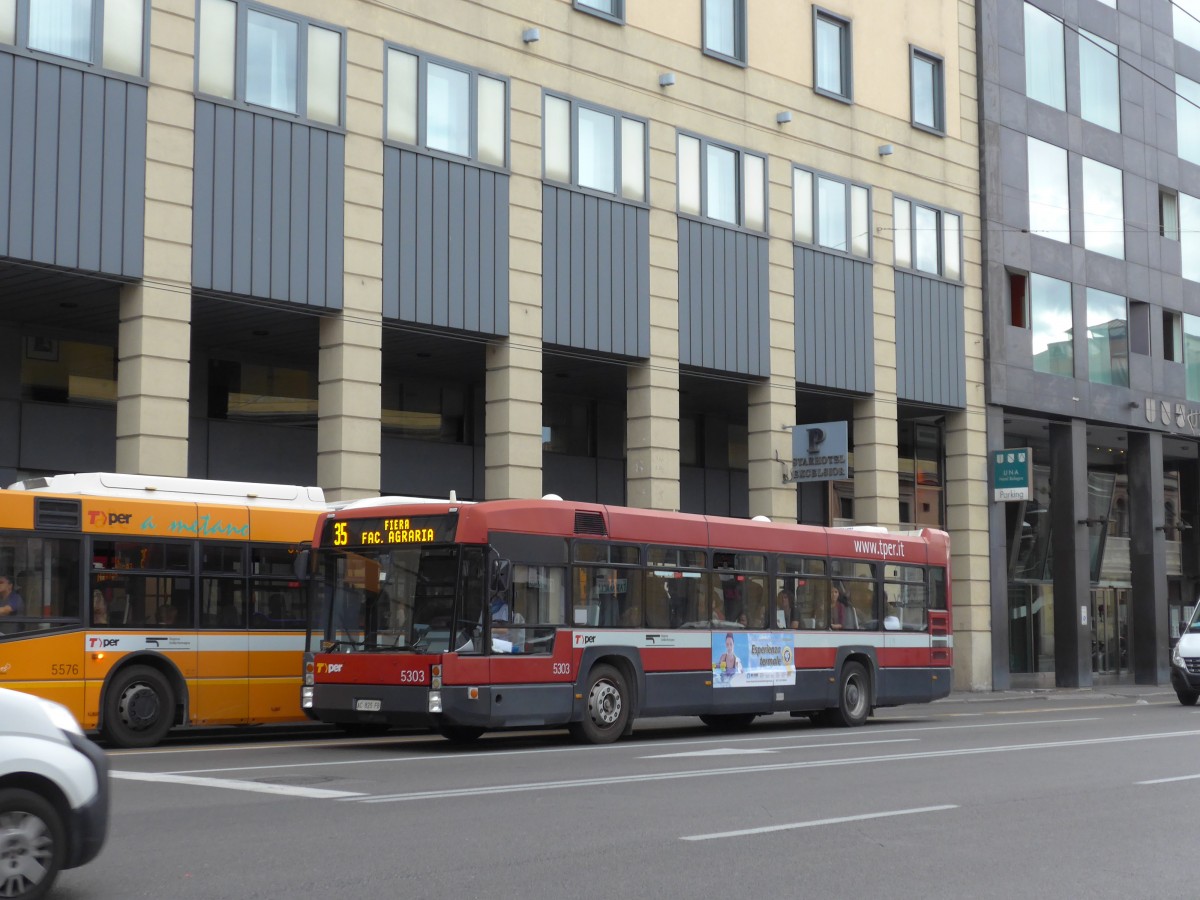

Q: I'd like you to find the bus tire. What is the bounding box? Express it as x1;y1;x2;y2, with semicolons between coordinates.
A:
0;787;66;900
826;661;871;727
569;664;629;744
699;714;757;731
101;665;175;748
437;724;485;743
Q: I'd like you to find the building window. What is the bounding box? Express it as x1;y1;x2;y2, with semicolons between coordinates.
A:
1079;30;1119;132
1165;310;1183;362
198;0;343;126
1177;73;1200;167
910;47;944;133
1181;192;1200;282
386;47;507;168
1175;0;1200;50
1162;189;1180;240
1009;271;1029;328
703;0;746;64
1027;137;1069;243
574;0;623;24
207;360;317;423
20;338;115;404
2;0;145;76
677;132;766;231
1086;289;1128;386
1186;313;1200;400
382;375;469;444
814;8;851;101
793;167;870;258
543;94;646;202
1128;301;1150;357
893;197;961;280
1030;273;1073;377
1082;157;1124;259
1024;3;1065;110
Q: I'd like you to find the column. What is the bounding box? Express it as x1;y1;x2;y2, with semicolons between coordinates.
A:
986;406;1010;690
1049;420;1091;687
318;31;383;501
748;155;798;521
627;121;680;512
1128;431;1169;684
116;0;195;476
485;78;543;501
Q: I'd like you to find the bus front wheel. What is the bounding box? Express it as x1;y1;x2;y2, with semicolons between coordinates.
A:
102;665;175;748
825;661;871;727
570;664;629;744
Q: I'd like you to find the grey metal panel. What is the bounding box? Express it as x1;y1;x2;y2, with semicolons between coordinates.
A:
33;62;61;263
894;271;966;408
209;105;234;292
251;114;272;299
540;185;650;357
793;246;874;393
380;147;508;336
231;109;254;294
270;119;292;302
305;128;327;304
289;123;310;305
54;68;82;270
0;54;11;255
676;219;769;376
1;52;144;276
7;57;36;260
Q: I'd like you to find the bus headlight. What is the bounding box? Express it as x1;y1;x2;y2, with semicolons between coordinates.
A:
431;665;442;690
428;691;443;713
301;686;314;708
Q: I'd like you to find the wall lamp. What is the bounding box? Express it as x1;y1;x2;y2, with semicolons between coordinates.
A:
659;72;676;87
776;111;793;125
878;144;894;156
522;27;540;43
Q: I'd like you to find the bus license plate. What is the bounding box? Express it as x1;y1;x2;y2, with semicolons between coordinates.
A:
355;699;382;712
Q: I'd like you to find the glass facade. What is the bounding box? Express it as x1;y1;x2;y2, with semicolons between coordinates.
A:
1030;273;1073;377
1086;289;1128;386
1024;3;1065;110
1079;30;1119;132
1027;137;1069;243
1082;157;1124;259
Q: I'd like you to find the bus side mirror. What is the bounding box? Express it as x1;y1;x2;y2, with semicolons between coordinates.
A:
293;548;311;581
490;558;512;594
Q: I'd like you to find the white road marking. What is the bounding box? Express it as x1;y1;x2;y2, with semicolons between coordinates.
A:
1137;773;1200;785
356;728;1200;804
112;770;364;799
162;717;1101;775
642;738;918;758
681;804;958;841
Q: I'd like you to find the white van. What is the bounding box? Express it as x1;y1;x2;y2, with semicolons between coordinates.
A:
1171;605;1200;705
0;688;110;898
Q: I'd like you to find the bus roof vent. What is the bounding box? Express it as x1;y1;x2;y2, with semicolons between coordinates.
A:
574;511;607;536
35;498;81;531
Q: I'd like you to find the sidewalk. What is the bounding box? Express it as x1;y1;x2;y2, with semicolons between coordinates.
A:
943;683;1178;704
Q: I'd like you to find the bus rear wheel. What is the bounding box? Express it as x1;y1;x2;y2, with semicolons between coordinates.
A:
102;665;175;748
570;664;629;744
825;661;871;727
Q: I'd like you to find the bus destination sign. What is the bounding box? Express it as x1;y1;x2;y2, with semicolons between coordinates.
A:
325;514;456;549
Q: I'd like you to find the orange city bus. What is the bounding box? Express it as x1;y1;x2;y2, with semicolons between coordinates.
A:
0;473;327;747
301;497;952;743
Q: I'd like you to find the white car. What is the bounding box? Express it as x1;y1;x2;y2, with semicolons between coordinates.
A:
0;688;110;899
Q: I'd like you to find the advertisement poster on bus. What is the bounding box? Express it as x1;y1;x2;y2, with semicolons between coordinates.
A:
711;632;796;687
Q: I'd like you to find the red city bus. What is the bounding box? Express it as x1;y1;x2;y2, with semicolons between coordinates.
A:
301;498;952;743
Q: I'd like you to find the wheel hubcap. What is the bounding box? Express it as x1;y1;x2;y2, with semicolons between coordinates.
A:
0;811;52;895
589;680;622;727
845;676;865;716
118;683;160;731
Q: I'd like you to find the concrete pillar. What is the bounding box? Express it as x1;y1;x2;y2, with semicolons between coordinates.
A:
1049;420;1092;687
946;406;992;691
317;30;384;502
853;397;899;528
485;77;543;501
1128;430;1169;684
627;120;680;512
748;155;798;522
116;0;195;476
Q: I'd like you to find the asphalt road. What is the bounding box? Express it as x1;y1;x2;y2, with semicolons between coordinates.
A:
59;689;1198;899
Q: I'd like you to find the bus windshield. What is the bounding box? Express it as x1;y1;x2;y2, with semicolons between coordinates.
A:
316;544;485;653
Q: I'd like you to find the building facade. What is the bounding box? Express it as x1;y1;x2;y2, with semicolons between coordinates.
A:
979;0;1200;687
0;0;991;689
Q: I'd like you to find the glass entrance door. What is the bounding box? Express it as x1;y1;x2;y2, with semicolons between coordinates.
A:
1090;588;1129;675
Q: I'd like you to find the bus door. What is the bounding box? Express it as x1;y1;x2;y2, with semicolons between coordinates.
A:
196;549;249;724
882;565;933;700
